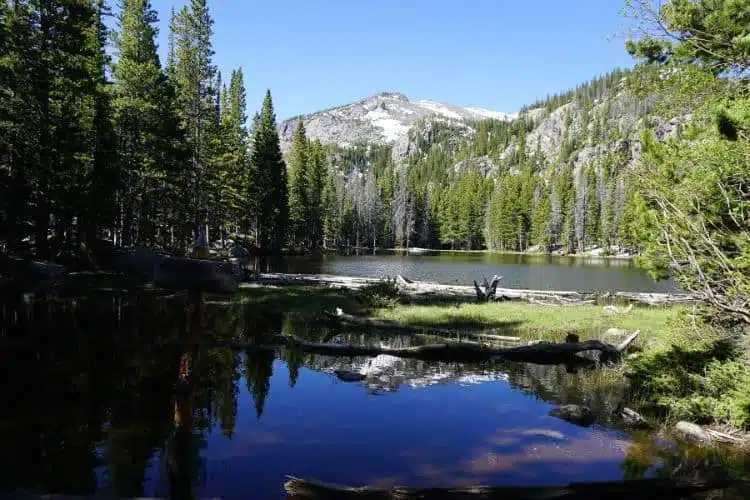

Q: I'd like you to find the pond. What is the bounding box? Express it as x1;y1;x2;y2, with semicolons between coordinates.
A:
272;251;675;293
0;293;743;499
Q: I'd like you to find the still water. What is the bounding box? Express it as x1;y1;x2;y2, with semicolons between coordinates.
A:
274;251;675;293
1;292;741;499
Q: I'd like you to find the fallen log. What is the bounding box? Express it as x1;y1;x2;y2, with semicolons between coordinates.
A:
323;308;521;343
283;475;745;499
256;273;696;305
275;330;640;365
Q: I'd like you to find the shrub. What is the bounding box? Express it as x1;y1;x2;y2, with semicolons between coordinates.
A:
357;279;402;309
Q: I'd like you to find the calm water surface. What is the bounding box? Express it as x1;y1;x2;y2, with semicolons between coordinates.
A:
275;251;675;293
0;292;740;499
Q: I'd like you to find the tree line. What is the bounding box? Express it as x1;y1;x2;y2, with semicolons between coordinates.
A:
0;0;289;260
316;68;652;253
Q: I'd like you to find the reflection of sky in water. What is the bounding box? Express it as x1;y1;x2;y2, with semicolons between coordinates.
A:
116;359;646;499
280;252;675;293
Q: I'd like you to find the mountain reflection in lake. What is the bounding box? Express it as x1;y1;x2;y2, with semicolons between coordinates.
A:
0;293;744;499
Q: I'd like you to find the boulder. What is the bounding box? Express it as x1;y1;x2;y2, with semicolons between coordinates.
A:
675;421;712;445
602;328;631;344
618;407;651;430
229;244;250;266
153;256;240;293
549;404;595;426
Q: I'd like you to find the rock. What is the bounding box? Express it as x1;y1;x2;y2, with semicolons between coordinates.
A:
334;370;366;382
675;421;712;444
153;256;240;293
618;407;651;430
603;328;630;343
521;428;565;440
229;244;250;266
549;405;595;426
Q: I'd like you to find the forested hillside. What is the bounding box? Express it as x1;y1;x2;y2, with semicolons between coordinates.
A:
309;67;667;253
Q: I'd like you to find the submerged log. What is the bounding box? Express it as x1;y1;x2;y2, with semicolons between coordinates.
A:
283;475;744;499
275;330;640;365
323;308;521;343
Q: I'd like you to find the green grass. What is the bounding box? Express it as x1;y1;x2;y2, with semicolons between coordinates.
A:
372;301;685;343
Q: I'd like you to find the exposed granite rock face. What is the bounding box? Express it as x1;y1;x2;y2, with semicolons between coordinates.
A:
277;91;515;158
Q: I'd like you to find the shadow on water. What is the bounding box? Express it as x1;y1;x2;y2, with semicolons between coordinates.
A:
0;292;747;499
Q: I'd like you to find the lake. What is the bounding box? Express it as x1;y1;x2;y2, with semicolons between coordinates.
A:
1;292;742;499
270;251;675;293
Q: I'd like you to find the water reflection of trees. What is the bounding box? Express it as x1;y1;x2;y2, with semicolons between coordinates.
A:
1;296;746;498
0;293;284;497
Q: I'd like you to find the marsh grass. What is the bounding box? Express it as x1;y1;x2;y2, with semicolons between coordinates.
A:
372;300;685;343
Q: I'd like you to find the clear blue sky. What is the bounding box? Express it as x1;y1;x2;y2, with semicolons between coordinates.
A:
145;0;637;120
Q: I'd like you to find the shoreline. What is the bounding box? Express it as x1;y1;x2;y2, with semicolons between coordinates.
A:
347;247;637;261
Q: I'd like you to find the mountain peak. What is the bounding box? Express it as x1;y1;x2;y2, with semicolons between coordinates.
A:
278;92;513;154
365;91;409;102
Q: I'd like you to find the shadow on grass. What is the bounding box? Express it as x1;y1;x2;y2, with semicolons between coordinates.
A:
231;284;528;332
233;284;365;318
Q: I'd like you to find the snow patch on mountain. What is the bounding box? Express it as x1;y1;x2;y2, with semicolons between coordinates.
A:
465;107;518;121
415;99;465;120
278;92;513;155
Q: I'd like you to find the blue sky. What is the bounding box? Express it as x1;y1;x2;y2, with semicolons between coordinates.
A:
145;0;637;120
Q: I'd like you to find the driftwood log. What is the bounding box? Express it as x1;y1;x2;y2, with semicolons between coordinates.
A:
275;330;640;365
473;274;503;301
256;273;695;306
283;475;746;499
323;308;521;343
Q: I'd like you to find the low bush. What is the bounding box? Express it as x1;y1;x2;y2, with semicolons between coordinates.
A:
626;315;750;429
357;279;402;309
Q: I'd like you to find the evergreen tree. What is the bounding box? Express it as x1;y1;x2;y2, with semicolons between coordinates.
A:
531;184;552;249
287;120;309;248
170;0;218;240
217;68;249;235
112;0;173;246
322;168;341;249
583;164;600;248
250;90;287;251
307;140;327;250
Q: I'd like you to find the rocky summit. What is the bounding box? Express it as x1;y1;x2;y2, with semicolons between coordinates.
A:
277;91;515;154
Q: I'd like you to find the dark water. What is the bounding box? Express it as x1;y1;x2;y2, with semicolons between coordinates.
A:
0;293;742;499
273;251;675;293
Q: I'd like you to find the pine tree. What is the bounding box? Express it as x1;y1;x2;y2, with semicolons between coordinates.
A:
112;0;171;246
287;120;309;248
531;184;552;249
322;167;341;249
216;68;248;237
584;164;600;248
307;140;327;250
250;90;287;252
170;0;218;240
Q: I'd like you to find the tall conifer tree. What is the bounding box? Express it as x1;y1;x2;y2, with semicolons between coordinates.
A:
250;90;287;251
